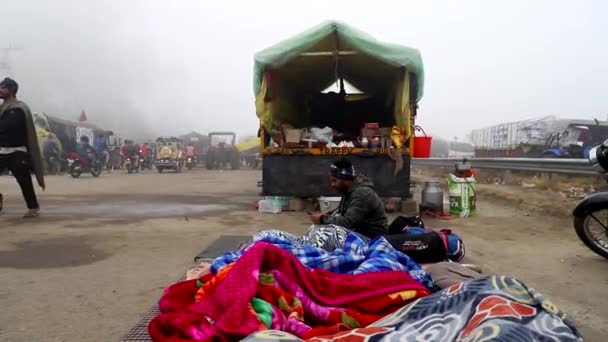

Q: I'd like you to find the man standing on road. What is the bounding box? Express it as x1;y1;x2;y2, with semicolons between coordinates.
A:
310;159;388;238
94;133;109;172
43;133;62;173
0;78;45;217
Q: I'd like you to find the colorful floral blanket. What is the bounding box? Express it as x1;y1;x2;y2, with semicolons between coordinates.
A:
212;232;435;290
149;242;431;341
242;276;583;342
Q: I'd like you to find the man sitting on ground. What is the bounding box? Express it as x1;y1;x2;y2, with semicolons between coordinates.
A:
311;159;389;239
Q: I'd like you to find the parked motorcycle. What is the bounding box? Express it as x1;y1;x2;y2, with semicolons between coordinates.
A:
573;140;608;259
66;152;102;178
124;155;140;174
186;156;196;170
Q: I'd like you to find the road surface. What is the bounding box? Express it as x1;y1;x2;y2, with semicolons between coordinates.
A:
0;169;606;341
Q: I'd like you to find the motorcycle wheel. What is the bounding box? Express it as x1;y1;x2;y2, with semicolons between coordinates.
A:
70;163;82;178
574;206;608;259
157;167;163;173
91;164;102;177
187;164;193;170
127;166;133;174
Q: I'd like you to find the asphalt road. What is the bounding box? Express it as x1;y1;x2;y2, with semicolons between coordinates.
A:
0;169;606;341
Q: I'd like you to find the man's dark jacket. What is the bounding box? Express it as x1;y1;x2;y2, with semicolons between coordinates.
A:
0;101;45;189
322;175;388;238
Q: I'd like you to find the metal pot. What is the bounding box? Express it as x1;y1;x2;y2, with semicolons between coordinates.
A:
421;180;443;213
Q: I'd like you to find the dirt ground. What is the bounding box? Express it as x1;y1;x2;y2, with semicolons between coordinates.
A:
1;169;607;341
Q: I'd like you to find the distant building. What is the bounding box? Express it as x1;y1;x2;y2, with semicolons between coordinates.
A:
180;131;210;148
430;137;474;158
448;141;475;158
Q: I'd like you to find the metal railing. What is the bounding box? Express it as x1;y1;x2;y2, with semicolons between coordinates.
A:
411;158;596;176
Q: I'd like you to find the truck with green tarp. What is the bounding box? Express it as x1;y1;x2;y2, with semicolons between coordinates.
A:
254;21;424;198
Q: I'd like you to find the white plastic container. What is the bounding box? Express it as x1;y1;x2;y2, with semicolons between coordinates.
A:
258;199;281;214
267;196;291;211
318;196;342;214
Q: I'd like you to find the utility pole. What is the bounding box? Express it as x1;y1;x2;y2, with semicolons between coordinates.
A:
0;45;24;77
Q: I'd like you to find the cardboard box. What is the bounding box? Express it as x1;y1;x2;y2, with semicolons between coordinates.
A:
288;198;306;212
361;127;392;137
283;129;303;144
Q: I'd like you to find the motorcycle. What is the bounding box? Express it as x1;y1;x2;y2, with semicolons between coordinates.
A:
124;155;140;174
573;140;608;259
66;152;102;178
186;156;196;170
139;155;146;171
140;156;153;171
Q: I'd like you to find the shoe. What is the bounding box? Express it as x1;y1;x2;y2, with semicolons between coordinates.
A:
23;208;40;218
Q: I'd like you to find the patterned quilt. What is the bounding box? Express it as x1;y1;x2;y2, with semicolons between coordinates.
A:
242;276;583;342
212;232;435;290
149;242;431;341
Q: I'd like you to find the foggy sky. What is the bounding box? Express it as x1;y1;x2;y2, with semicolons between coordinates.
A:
2;0;607;141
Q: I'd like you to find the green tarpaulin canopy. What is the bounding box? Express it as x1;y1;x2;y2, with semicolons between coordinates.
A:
253;20;424;101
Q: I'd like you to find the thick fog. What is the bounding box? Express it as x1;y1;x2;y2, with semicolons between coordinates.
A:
1;0;606;141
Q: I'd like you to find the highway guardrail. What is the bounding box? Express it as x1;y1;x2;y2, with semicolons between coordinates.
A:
411;158;596;176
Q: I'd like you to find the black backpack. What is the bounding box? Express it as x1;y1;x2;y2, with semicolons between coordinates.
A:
386;216;465;264
388;215;425;235
385;231;447;264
